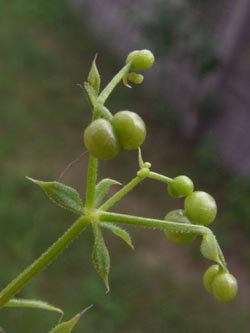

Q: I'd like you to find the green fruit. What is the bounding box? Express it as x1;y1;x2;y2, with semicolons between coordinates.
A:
203;264;220;293
126;50;155;71
112;111;146;150
84;119;120;160
212;273;238;303
164;209;196;245
184;191;217;226
168;175;194;198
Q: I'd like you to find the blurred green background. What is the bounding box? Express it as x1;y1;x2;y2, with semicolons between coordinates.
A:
1;1;250;332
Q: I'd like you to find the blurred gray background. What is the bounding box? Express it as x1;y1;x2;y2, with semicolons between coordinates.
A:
0;1;250;332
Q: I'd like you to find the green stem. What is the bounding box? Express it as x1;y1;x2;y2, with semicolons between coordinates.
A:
0;216;90;308
216;242;227;269
85;154;98;209
97;63;131;105
148;171;172;185
99;175;145;211
92;106;99;120
99;211;208;235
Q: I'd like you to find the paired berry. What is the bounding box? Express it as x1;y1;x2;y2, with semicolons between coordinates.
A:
164;209;196;245
203;266;238;302
112;111;146;150
84;119;120;160
184;191;217;226
84;111;146;158
211;272;238;303
203;264;220;293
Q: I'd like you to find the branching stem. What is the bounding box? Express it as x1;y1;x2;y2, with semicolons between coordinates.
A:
99;174;146;211
99;211;208;235
97;63;131;105
148;171;172;184
85;155;98;209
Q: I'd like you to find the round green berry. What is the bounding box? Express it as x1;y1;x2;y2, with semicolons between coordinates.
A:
212;273;238;303
83;119;120;160
164;209;196;245
112;111;146;150
203;264;220;293
184;191;217;226
126;49;155;71
168;175;194;198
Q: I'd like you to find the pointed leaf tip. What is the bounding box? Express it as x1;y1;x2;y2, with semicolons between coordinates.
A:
88;55;101;94
27;178;83;215
105;280;110;294
92;225;110;291
78;304;94;318
5;298;63;314
100;222;134;249
49;305;92;333
26;176;40;184
95;178;122;208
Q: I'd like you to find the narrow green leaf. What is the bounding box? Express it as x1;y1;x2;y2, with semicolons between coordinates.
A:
94;178;121;208
92;225;110;292
201;232;222;265
84;81;97;106
49;306;92;333
88;55;101;94
5;298;63;314
27;177;83;215
100;222;134;249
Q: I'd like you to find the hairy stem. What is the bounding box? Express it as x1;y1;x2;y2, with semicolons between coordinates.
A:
0;216;90;308
99;175;145;211
216;242;227;269
99;211;208;235
148;171;172;184
85;154;98;209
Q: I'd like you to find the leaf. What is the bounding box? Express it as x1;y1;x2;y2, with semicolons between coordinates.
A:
27;177;83;215
88;55;101;94
200;232;221;265
94;178;121;208
5;298;63;314
92;225;110;292
49;305;93;333
84;81;97;106
100;222;134;249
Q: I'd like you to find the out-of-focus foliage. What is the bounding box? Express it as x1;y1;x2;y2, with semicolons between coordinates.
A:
0;1;249;332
